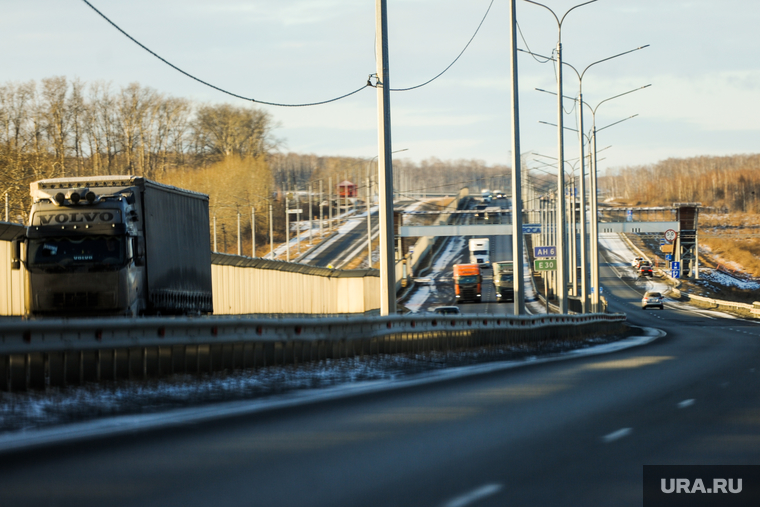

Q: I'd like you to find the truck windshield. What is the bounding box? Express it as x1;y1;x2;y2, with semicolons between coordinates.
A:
457;275;479;284
496;274;513;282
28;236;125;271
473;250;488;256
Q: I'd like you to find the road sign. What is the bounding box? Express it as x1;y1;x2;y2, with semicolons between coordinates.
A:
659;239;666;245
660;244;674;253
522;224;541;234
626;209;633;222
665;229;677;242
534;246;556;258
534;259;557;271
670;261;681;279
288;209;303;214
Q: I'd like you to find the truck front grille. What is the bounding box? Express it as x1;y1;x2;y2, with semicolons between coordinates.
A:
52;292;100;309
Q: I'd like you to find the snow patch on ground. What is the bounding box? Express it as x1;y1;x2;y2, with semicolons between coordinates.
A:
405;237;465;312
697;269;760;290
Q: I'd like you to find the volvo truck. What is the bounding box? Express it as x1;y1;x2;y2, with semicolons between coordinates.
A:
453;263;481;303
11;175;213;316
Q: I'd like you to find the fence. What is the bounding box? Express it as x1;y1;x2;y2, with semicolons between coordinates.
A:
0;312;627;391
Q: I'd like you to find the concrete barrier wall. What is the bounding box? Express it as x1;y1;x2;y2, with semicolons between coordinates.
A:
0;240;26;317
211;253;381;315
0;223;26;317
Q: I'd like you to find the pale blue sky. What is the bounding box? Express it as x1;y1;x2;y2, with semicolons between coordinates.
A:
2;0;758;175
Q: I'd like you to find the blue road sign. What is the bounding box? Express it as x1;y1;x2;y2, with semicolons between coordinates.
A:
522;224;541;234
626;209;633;222
534;246;556;258
670;261;681;279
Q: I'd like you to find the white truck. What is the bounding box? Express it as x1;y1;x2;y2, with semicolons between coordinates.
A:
11;175;213;317
492;261;514;302
468;238;490;267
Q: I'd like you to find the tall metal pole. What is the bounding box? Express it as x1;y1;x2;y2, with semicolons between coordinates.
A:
509;0;524;315
319;180;324;238
309;183;313;245
213;214;217;252
376;0;396;315
590;124;600;312
4;193;8;222
251;207;255;257
328;176;333;231
578;93;589;312
237;211;242;255
555;40;568;313
269;203;274;259
285;197;290;262
367;174;373;268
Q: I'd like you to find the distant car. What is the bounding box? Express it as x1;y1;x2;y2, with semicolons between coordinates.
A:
639;263;653;277
432;306;461;315
642;291;663;310
632;257;644;268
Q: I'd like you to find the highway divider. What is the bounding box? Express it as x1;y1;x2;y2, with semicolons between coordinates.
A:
0;312;626;392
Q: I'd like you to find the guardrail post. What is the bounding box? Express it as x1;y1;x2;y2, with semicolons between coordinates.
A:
9;354;25;391
28;353;45;390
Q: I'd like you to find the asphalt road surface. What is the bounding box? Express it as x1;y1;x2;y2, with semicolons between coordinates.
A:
3;244;760;506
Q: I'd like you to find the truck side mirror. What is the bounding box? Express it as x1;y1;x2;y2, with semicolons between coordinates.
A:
10;237;22;270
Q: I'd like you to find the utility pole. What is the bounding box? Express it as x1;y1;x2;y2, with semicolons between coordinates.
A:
328;176;333;232
285;196;290;262
319;180;323;238
309;183;313;245
367;174;372;268
237;211;242;256
251;207;255;257
213;214;217;252
269;203;274;259
376;0;396;315
509;0;525;315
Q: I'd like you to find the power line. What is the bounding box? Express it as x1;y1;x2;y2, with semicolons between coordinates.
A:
81;0;369;107
391;0;495;92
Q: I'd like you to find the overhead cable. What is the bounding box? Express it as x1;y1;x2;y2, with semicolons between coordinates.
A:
81;0;369;107
391;0;495;92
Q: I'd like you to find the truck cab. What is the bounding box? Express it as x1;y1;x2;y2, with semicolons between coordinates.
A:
13;176;212;317
453;263;482;303
468;238;490;267
22;179;145;316
492;261;514;302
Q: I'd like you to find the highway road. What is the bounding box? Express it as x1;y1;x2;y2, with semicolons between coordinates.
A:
3;242;760;506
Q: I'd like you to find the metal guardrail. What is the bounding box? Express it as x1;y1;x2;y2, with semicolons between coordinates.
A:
0;312;626;391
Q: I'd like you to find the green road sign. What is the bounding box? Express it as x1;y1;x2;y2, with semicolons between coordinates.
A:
534;259;557;271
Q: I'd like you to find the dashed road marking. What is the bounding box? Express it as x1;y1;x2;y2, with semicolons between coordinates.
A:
443;484;503;507
677;399;695;408
602;427;632;443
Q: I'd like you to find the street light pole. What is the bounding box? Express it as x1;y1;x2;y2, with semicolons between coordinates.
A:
523;0;597;312
509;0;525;314
376;0;396;315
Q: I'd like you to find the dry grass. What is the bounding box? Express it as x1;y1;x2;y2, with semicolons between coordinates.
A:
699;235;760;278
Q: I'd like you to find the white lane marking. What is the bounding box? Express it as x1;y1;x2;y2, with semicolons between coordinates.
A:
677;399;695;408
443;484;503;507
602;427;632;443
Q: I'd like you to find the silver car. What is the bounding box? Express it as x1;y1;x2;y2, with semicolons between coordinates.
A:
642;291;664;310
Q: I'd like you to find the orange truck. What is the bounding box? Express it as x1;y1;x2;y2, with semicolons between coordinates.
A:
453;264;482;303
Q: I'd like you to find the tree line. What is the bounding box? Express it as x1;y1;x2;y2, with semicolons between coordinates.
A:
599;154;760;212
1;76;514;255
